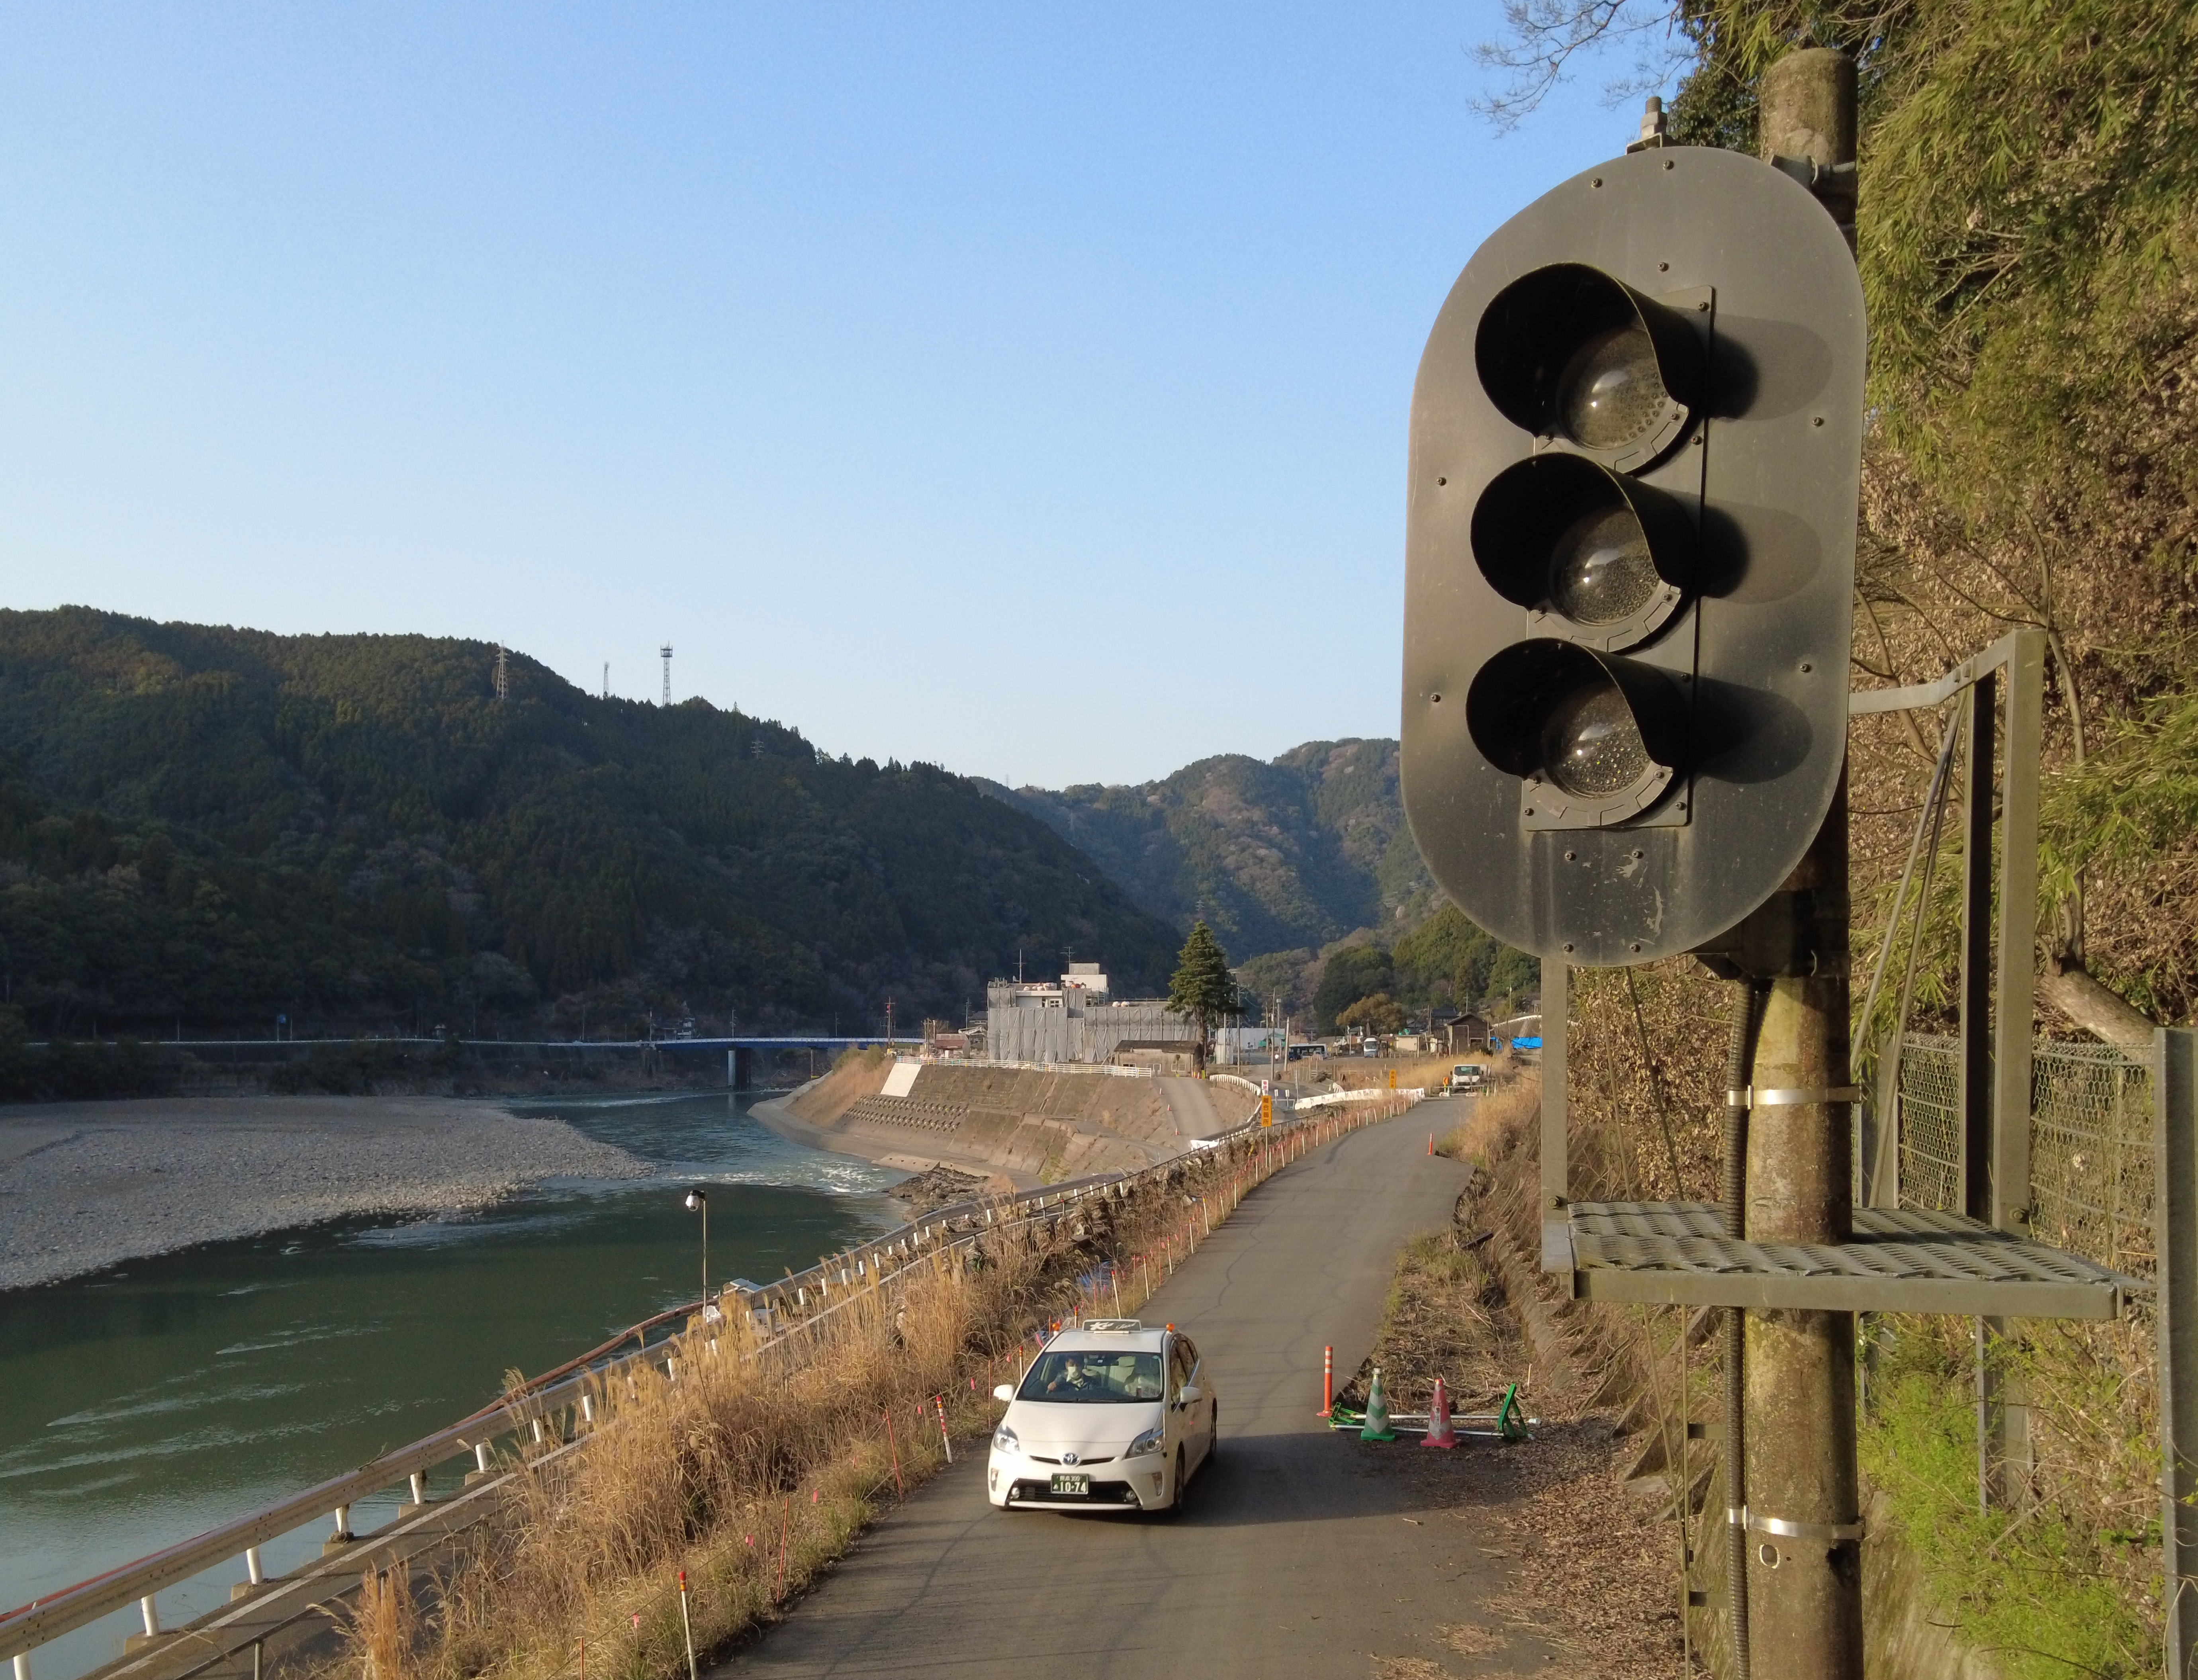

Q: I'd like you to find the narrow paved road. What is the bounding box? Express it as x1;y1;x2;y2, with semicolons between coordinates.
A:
714;1100;1560;1678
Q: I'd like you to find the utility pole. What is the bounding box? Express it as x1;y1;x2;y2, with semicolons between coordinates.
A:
1741;47;1864;1679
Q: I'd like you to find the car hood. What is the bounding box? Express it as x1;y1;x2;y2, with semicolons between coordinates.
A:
1002;1399;1163;1455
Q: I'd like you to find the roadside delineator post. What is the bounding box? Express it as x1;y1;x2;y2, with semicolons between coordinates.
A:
1423;1377;1457;1449
1321;1345;1334;1417
934;1394;953;1463
676;1570;697;1680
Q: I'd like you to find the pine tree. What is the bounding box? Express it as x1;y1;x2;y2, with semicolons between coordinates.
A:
1166;920;1240;1069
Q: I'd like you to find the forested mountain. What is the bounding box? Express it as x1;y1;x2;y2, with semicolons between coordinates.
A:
0;609;1180;1038
980;739;1436;962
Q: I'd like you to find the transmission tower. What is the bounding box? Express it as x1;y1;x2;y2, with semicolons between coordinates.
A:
660;644;673;706
494;645;509;703
601;662;609;700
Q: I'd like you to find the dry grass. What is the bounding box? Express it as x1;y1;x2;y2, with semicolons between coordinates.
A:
1433;1076;1538;1168
329;1100;1412;1680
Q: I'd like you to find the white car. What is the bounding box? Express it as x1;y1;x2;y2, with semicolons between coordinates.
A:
986;1319;1216;1513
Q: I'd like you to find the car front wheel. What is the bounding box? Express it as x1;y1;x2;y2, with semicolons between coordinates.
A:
1168;1447;1188;1516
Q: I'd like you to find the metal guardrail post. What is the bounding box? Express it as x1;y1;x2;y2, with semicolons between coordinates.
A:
2154;1025;2198;1675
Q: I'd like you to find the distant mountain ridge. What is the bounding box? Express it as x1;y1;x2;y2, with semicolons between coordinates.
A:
979;738;1433;962
0;608;1180;1038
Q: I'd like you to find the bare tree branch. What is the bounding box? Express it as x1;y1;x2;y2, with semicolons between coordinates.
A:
1472;0;1689;128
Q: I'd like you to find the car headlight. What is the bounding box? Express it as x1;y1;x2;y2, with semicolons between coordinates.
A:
1125;1426;1164;1459
992;1425;1020;1454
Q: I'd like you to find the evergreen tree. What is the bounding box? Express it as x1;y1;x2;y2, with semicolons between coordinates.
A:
1166;920;1240;1067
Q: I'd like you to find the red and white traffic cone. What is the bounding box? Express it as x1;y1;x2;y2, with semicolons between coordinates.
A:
1422;1376;1458;1449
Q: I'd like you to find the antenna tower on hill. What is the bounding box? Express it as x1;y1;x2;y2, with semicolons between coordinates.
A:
602;662;609;700
494;645;509;703
661;644;673;706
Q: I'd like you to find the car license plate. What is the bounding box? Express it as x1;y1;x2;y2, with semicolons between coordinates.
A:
1050;1473;1090;1496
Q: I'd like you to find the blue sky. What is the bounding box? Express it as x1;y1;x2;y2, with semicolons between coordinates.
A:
1;4;1660;786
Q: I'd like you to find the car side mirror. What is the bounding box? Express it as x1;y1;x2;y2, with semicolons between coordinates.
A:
992;1384;1016;1402
1178;1384;1202;1406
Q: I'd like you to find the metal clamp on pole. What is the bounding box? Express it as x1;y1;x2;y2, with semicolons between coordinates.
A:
1738;1506;1866;1543
1725;1086;1864;1107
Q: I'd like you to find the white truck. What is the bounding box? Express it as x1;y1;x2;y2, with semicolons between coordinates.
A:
1447;1063;1485;1095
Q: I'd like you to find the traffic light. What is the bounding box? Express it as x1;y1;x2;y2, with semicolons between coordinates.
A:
1401;147;1866;965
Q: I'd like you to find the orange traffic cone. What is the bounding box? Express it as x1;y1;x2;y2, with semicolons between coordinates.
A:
1422;1376;1457;1449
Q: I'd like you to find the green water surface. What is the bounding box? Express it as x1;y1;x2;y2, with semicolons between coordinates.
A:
0;1093;901;1679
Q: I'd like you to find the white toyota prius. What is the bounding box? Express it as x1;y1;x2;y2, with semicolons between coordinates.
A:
987;1319;1216;1513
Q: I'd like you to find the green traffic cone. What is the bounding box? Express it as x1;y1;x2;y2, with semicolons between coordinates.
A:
1360;1367;1397;1442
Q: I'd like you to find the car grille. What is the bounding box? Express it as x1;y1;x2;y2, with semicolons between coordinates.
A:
1009;1478;1138;1505
1028;1455;1115;1466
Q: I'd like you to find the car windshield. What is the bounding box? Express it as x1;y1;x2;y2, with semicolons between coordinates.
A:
1017;1351;1166;1403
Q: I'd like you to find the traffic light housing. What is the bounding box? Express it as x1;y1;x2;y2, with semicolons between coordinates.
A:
1401;147;1865;965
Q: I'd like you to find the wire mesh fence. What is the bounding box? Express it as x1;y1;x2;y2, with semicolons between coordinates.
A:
1894;1032;1963;1218
1891;1033;2158;1280
2031;1040;2158;1280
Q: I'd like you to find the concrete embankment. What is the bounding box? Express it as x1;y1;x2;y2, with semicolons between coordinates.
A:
0;1097;648;1291
752;1058;1260;1187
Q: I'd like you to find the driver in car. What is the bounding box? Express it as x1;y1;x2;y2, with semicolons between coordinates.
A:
1043;1355;1097;1397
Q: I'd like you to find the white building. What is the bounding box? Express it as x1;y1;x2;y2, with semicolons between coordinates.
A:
985;962;1198;1064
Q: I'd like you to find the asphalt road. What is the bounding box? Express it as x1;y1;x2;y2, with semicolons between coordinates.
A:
713;1099;1564;1678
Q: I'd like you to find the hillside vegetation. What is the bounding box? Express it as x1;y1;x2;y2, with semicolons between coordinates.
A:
983;738;1434;960
0;609;1179;1040
987;738;1541;1025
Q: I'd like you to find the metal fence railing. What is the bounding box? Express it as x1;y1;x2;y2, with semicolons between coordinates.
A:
1891;1033;2158;1281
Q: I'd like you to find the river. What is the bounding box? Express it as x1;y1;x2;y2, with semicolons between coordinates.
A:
0;1091;904;1680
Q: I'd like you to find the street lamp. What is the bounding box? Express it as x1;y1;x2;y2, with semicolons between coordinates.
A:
683;1187;709;1307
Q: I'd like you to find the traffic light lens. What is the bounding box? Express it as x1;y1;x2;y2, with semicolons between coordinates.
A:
1542;684;1649;798
1558;326;1664;450
1550;506;1658;626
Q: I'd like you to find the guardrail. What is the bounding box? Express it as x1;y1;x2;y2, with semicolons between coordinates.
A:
0;1092;1418;1674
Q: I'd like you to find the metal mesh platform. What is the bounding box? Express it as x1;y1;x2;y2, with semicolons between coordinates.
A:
1559;1201;2138;1317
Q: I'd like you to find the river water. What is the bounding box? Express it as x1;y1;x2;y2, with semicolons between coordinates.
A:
0;1092;904;1680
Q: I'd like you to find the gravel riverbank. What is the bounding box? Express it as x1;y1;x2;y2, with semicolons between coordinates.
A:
0;1096;649;1291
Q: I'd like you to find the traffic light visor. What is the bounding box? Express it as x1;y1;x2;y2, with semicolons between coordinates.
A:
1470;453;1695;651
1474;264;1705;469
1465;640;1687;827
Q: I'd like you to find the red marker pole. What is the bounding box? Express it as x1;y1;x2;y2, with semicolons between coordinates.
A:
1321;1345;1333;1416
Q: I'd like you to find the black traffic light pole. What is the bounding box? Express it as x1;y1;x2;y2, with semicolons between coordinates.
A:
1738;48;1864;1678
